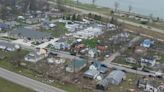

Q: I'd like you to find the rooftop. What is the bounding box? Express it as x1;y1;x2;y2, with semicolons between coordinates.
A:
10;28;52;40
0;41;16;49
67;59;87;69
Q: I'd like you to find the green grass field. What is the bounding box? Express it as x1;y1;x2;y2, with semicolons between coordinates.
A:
0;77;35;92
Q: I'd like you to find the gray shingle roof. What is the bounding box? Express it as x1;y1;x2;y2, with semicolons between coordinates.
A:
11;28;52;40
0;41;15;49
96;70;125;90
108;70;125;84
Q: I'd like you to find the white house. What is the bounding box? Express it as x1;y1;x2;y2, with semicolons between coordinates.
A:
25;48;48;63
0;41;19;51
137;79;159;92
141;57;156;67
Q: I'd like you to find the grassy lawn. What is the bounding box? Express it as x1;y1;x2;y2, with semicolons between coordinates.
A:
83;38;98;48
0;77;35;92
114;56;141;68
147;49;164;63
51;81;86;92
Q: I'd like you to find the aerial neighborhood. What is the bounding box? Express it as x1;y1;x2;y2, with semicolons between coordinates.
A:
0;0;164;92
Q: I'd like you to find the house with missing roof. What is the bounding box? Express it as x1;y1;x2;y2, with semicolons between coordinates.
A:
8;28;52;43
24;48;48;63
0;41;20;51
66;59;87;73
96;70;126;90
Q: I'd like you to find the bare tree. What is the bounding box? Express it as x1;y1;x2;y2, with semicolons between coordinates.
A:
128;5;132;13
114;1;119;12
92;0;96;5
76;0;79;5
0;5;8;19
56;0;65;12
149;13;153;22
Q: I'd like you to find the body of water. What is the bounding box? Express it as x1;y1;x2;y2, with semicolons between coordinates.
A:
75;0;164;19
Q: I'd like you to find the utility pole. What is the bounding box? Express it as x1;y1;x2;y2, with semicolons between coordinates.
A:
128;5;132;13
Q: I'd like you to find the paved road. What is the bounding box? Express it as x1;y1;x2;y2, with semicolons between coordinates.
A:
55;50;155;76
0;67;66;92
48;1;164;34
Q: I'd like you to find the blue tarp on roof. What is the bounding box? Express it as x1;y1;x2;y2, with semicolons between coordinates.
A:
142;39;154;48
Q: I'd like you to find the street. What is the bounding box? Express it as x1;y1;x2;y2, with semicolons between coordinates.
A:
0;67;66;92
